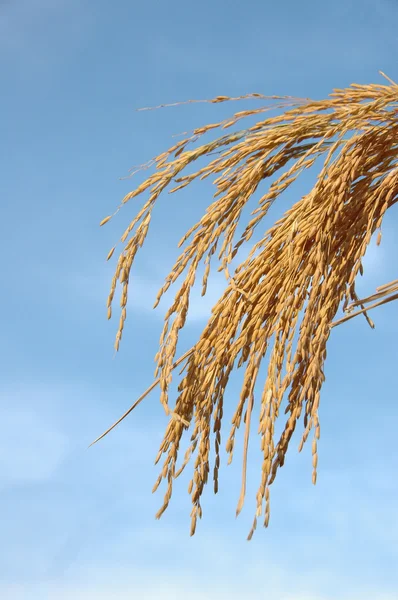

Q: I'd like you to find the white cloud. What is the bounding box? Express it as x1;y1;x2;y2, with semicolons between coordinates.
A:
0;398;69;486
1;551;397;600
361;235;385;276
1;378;396;600
63;239;260;326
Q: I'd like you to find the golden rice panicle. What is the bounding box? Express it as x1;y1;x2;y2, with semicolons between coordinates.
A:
96;73;398;538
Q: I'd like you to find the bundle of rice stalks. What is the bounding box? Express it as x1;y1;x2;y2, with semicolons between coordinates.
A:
94;72;398;539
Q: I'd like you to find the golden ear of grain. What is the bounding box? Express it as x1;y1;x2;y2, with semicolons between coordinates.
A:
94;74;398;539
100;215;112;226
107;247;115;260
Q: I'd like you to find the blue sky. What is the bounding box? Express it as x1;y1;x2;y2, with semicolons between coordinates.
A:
1;0;398;598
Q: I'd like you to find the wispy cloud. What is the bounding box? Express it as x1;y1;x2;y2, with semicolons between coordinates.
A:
64;238;261;324
1;375;397;599
0;387;69;486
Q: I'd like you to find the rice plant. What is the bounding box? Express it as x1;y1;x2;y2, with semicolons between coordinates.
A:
94;72;398;539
